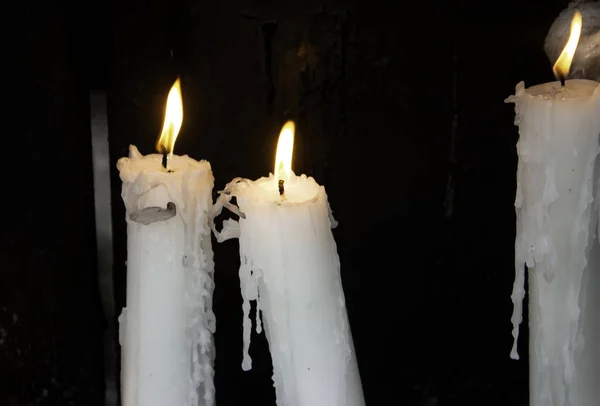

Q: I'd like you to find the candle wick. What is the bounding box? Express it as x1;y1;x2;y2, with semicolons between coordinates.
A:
559;73;566;88
278;179;285;196
162;152;168;170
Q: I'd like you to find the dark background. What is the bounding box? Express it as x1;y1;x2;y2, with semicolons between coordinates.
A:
0;0;573;405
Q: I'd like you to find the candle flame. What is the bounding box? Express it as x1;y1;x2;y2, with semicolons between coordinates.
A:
274;121;295;183
553;10;582;81
156;78;183;155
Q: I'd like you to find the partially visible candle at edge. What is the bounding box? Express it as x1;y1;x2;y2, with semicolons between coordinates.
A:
212;121;365;406
506;11;600;405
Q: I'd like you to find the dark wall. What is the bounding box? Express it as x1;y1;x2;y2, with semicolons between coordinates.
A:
1;0;577;405
0;1;105;405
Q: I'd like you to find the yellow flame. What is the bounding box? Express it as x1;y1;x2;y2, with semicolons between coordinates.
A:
274;121;295;183
553;10;583;80
156;78;183;155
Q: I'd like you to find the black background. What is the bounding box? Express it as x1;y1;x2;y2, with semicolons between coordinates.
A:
0;0;573;405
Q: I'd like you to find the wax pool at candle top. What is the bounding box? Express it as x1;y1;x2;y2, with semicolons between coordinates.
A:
525;79;598;99
119;151;205;181
235;171;322;204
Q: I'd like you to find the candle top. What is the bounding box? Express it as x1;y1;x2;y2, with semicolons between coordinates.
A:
233;172;322;204
525;79;599;100
118;145;209;183
118;145;213;221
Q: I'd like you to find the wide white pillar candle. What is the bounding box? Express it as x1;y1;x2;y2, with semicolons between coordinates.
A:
506;79;600;406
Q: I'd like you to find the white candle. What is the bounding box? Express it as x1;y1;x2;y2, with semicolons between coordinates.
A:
117;79;216;406
506;11;600;406
211;122;365;406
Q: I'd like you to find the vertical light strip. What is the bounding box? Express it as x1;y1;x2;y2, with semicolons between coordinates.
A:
90;92;117;406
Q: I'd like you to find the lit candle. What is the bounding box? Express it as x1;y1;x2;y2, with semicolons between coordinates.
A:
211;121;365;406
117;78;216;406
506;11;600;406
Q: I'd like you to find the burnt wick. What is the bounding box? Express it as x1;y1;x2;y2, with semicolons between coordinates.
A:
162;152;168;169
278;179;285;195
559;73;566;88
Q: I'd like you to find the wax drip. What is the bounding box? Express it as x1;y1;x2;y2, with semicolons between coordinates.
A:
181;167;216;406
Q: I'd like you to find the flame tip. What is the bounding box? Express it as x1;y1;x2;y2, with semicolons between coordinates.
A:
274;121;296;183
552;9;583;81
156;78;184;155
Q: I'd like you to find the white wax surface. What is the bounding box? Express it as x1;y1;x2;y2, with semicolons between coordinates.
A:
234;173;322;204
117;145;216;406
213;172;364;406
525;80;598;98
506;79;600;406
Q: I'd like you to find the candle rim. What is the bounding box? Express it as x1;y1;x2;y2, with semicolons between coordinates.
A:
525;78;600;99
117;147;212;183
231;172;324;205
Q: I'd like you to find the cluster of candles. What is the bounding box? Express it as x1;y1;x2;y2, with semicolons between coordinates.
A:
117;79;364;405
116;8;600;406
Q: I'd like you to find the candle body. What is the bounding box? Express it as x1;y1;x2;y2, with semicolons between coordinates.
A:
214;173;364;406
506;79;600;406
118;146;216;406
